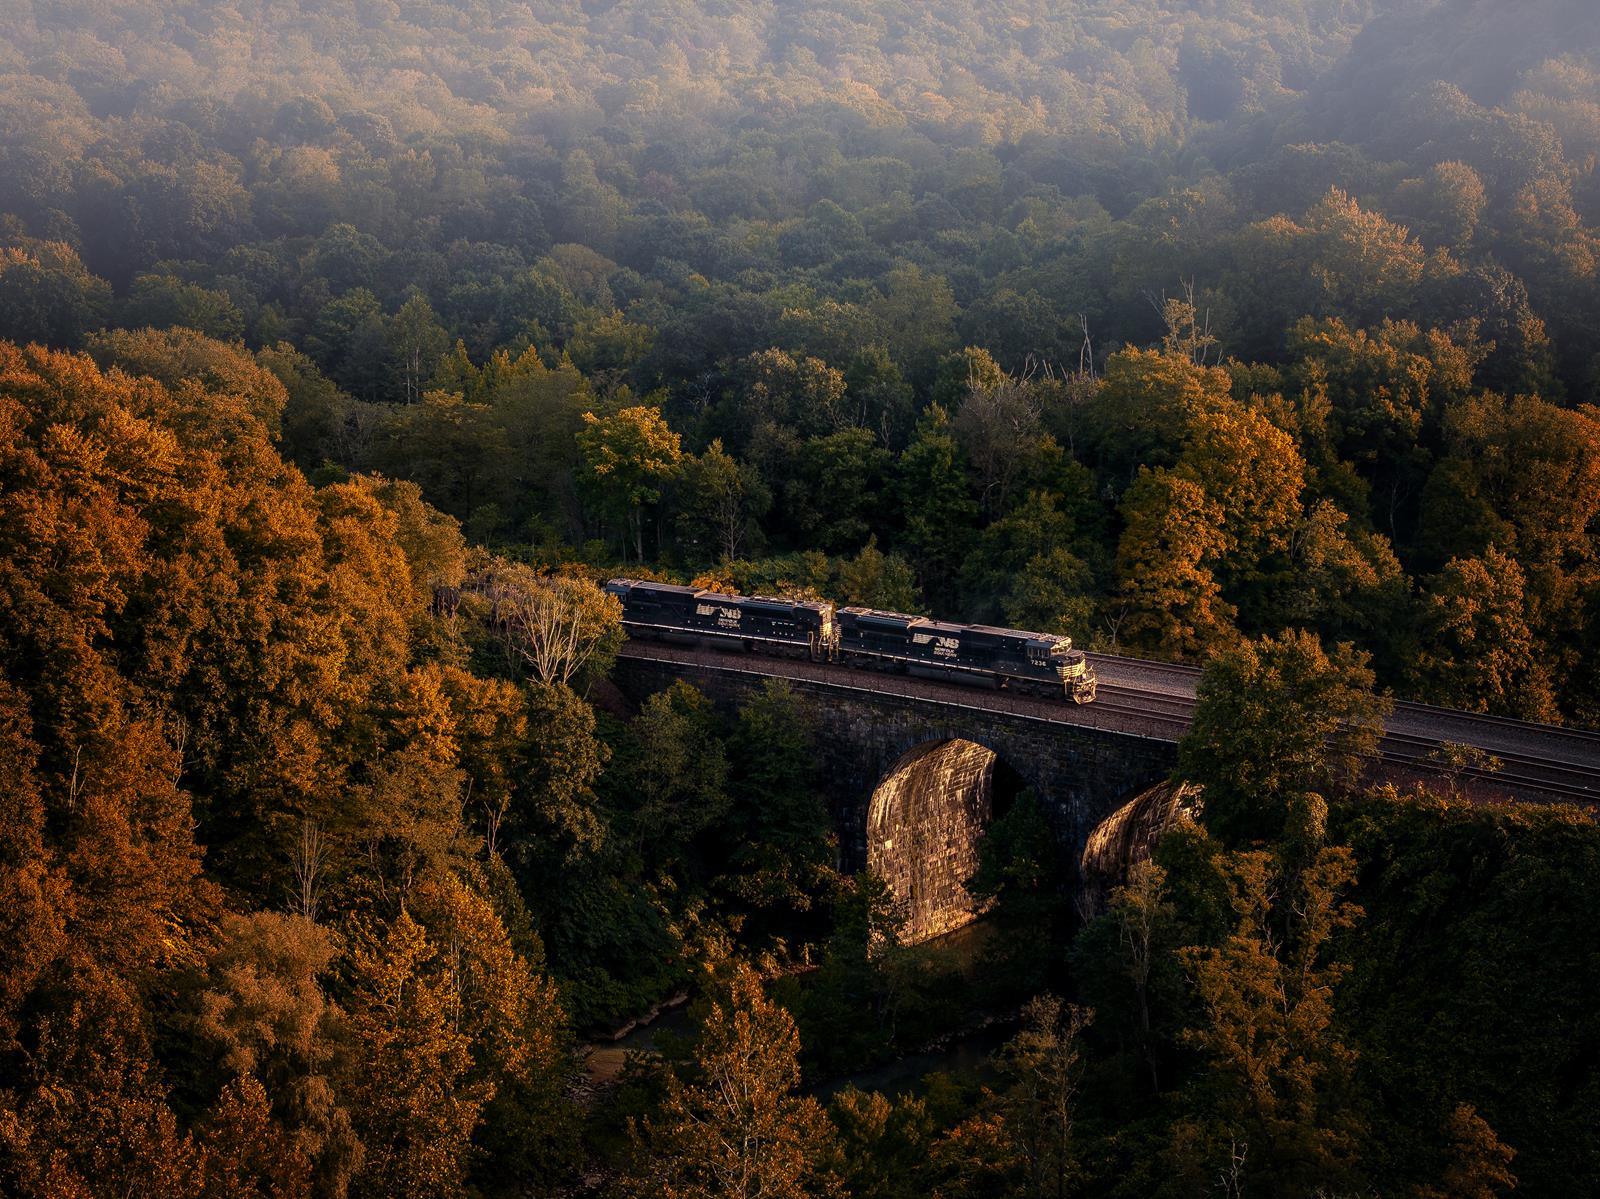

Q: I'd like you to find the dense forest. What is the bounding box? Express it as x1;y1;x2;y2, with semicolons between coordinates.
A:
1;1;1599;1196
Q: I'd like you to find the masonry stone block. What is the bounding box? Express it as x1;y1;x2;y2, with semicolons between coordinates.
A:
614;657;1179;942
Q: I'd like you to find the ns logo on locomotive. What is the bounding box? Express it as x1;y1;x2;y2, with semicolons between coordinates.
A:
605;579;1098;703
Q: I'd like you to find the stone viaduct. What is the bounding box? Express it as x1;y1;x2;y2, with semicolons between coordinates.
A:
613;650;1179;942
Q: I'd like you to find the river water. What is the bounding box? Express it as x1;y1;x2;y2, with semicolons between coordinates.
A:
811;1019;1012;1100
583;919;1012;1096
584;1004;692;1085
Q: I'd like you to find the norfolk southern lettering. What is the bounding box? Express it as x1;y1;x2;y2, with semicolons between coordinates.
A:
605;579;1097;703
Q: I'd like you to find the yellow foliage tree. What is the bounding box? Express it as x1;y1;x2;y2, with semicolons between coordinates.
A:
1115;468;1236;660
616;964;839;1199
340;908;490;1199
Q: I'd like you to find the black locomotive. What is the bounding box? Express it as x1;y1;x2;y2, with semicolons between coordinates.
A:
602;579;837;660
604;579;1097;703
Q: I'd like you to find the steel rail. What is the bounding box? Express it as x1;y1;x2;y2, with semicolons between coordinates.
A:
617;641;1600;805
616;646;1178;745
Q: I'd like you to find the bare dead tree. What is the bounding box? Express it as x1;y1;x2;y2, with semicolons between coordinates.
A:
482;569;621;686
952;372;1046;518
686;371;719;417
1101;601;1131;654
513;576;589;684
482;801;506;858
1115;859;1170;1094
290;817;324;922
66;745;85;816
475;778;511;860
1147;279;1220;365
713;478;746;563
168;715;188;786
1078;314;1097;379
1217;1140;1248;1199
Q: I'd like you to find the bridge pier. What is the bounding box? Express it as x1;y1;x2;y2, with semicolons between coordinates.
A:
613;649;1179;940
868;738;1010;942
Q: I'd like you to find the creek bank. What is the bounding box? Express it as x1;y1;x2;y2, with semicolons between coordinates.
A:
579;992;691;1092
596;990;689;1042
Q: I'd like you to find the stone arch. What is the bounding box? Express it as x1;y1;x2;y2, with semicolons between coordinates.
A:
865;737;1028;943
1076;779;1201;917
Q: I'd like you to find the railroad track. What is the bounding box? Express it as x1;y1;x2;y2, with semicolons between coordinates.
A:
616;642;1600;806
1093;683;1194;721
1092;682;1597;802
1391;701;1600;746
1380;732;1599;803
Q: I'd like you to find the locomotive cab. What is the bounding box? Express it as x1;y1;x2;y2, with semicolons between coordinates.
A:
814;607;839;661
1049;638;1098;704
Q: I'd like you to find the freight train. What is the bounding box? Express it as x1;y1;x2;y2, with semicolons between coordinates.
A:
603;578;1098;703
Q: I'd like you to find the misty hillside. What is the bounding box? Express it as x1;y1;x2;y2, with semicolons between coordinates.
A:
4;1;1416;153
1314;0;1600;119
3;4;1600;1198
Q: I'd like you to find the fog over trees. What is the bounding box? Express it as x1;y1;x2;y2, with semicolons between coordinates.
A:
1;2;1598;1196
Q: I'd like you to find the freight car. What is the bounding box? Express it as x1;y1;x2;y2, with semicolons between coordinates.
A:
605;579;1096;703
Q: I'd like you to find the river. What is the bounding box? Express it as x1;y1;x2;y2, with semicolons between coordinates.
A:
583;919;1014;1097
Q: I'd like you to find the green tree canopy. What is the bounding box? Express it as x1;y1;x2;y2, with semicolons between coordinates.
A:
1179;630;1391;844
